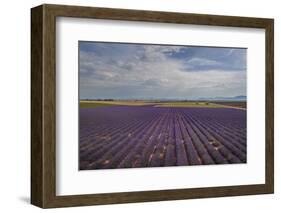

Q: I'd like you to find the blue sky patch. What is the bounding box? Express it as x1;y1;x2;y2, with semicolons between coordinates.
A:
79;41;246;100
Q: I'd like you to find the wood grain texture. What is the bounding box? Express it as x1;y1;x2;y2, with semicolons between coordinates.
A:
31;5;43;207
31;4;274;208
265;20;274;193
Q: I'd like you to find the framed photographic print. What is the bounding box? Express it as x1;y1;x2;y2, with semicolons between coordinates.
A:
31;4;274;208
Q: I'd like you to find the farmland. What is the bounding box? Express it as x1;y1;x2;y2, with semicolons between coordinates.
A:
80;100;246;109
79;102;246;170
211;101;247;109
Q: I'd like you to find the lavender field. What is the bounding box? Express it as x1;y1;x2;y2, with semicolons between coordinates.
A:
79;105;246;170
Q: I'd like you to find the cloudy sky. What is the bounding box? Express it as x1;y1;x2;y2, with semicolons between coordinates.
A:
79;41;246;100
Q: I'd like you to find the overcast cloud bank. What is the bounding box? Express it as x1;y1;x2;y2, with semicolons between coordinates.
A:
79;42;246;100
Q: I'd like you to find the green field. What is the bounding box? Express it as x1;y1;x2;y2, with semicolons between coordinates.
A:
154;102;222;108
79;100;241;109
80;100;154;108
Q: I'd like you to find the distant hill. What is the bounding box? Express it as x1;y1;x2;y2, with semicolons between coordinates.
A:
198;95;246;101
82;95;247;102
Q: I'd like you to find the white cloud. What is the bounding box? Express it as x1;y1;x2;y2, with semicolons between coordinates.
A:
186;57;221;67
79;44;246;99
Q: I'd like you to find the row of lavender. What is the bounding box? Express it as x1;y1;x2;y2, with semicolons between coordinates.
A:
79;106;246;170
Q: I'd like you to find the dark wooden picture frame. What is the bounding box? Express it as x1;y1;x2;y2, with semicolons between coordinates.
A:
31;4;274;208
